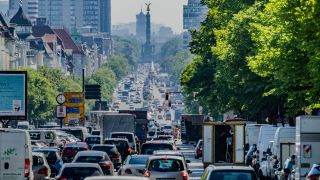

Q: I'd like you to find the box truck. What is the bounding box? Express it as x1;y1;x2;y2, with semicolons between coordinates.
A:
295;116;320;179
202;121;245;168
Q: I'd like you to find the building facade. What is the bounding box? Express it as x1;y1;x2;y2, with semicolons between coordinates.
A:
183;0;208;48
136;10;146;42
100;0;111;35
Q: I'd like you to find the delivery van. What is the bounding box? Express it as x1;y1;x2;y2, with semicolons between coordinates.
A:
0;128;33;180
257;126;278;161
245;124;267;147
272;127;295;168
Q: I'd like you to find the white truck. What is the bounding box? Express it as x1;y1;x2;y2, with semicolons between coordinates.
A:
99;113;136;143
202;121;246;168
0;128;33;180
295;116;320;179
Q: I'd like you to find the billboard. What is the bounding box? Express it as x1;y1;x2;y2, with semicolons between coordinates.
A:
0;71;27;118
64;92;84;125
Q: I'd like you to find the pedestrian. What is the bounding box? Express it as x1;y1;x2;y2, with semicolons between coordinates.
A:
283;155;296;179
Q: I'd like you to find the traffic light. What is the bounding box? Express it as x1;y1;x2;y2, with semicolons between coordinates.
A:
85;84;101;99
165;92;169;100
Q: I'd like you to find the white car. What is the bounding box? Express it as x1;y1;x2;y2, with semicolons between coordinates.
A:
32;152;51;180
144;155;189;180
119;155;150;176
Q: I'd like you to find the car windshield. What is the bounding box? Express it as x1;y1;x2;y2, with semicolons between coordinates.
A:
92;131;100;135
105;140;129;150
141;143;173;154
209;171;257;180
85;137;100;144
30;132;41;140
92;146;117;155
164;126;171;129
148;131;155;136
75;156;104;163
70;130;83;140
155;136;172;140
61;167;102;178
149;159;184;172
129;157;149;165
34;151;58;165
111;133;133;142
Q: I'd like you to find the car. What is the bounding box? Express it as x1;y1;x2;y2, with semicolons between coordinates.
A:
0;128;34;180
33;148;63;177
194;139;202;159
153;150;191;172
92;144;122;170
104;138;132;161
72;151;114;175
162;125;173;134
144;155;189;180
56;163;104;180
141;141;174;155
154;135;175;144
110;132;137;152
59;127;89;142
28;130;58;147
85;135;101;149
157;115;164;120
32;152;51;180
118;155;150;176
61;142;90;163
201;165;258;180
31;140;48;150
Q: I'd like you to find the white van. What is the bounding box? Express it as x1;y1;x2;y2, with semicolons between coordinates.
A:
28;130;57;146
245;124;267;147
0;128;33;180
272;127;295;168
17;121;30;130
257;125;279;161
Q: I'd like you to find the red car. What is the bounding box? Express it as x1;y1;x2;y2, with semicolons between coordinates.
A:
61;142;89;163
194;139;202;159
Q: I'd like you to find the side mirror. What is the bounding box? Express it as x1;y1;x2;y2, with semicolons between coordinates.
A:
186;160;191;163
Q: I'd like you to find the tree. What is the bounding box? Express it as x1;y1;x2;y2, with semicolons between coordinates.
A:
105;56;130;80
113;36;141;65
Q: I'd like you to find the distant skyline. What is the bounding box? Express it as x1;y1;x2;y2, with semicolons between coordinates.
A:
112;0;187;34
0;0;187;33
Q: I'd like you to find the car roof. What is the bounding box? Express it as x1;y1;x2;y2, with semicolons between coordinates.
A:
208;165;254;171
111;132;134;135
33;148;58;152
76;150;106;156
32;152;46;157
144;141;172;145
153;150;182;156
86;135;100;138
92;144;115;147
62;163;102;168
85;176;150;180
148;155;184;161
105;138;129;142
65;142;87;147
128;154;151;158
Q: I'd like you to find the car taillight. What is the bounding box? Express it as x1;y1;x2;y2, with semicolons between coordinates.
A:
144;170;150;177
24;159;30;177
38;167;49;175
115;154;121;159
57;177;67;180
125;169;132;174
127;147;131;153
100;162;113;169
182;171;189;180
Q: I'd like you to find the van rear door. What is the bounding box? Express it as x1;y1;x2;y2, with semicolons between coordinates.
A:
0;130;29;180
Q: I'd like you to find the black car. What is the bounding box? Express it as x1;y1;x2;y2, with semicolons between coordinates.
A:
92;144;122;170
104;138;131;161
85;135;101;149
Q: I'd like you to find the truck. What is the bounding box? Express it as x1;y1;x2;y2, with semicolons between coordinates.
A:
100;113;136;143
181;114;204;144
119;110;149;143
295;116;320;179
202;121;246;168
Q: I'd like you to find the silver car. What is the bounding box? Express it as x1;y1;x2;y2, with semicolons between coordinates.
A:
144;155;189;180
32;152;51;180
201;165;258;180
119;155;150;176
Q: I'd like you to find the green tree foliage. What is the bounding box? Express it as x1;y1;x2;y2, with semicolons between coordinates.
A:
159;36;184;59
113;36;141;65
105;56;130;80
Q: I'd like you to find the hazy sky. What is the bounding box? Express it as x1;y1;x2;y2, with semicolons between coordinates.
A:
112;0;187;33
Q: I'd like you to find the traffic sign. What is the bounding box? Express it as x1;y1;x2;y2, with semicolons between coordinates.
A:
64;92;84;125
56;105;66;118
85;84;101;99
